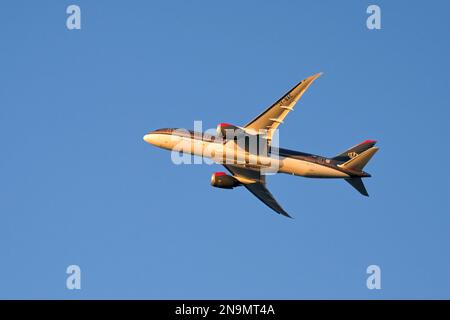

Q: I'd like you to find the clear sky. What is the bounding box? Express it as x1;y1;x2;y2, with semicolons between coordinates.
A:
1;0;450;299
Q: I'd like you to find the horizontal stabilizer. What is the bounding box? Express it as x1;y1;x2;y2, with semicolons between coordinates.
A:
339;147;379;172
345;178;369;196
333;140;377;162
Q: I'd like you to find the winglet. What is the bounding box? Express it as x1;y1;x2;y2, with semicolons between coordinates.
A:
301;72;323;90
282;211;294;219
307;72;323;81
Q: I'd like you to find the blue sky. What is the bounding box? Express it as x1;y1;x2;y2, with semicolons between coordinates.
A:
1;0;450;299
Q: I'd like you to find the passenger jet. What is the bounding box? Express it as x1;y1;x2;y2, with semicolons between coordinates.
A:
143;73;379;218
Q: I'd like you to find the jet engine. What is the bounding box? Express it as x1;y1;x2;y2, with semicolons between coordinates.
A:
210;172;241;189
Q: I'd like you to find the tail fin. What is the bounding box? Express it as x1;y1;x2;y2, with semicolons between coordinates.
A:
339;147;379;172
333;140;377;162
345;178;369;196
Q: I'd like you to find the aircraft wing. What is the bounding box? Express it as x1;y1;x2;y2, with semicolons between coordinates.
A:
223;164;292;218
244;73;322;142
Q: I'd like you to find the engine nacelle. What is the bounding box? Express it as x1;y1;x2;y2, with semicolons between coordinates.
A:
210;172;241;189
216;123;243;139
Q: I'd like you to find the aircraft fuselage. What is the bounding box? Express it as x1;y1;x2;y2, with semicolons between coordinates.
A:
143;129;369;179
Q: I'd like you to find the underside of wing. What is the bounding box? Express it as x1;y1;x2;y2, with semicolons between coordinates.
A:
223;164;292;218
244;73;322;142
244;182;292;218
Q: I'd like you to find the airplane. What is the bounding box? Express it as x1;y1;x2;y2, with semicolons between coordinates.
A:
143;73;379;218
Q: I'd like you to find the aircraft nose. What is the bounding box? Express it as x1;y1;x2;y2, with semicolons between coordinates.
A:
143;133;154;144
